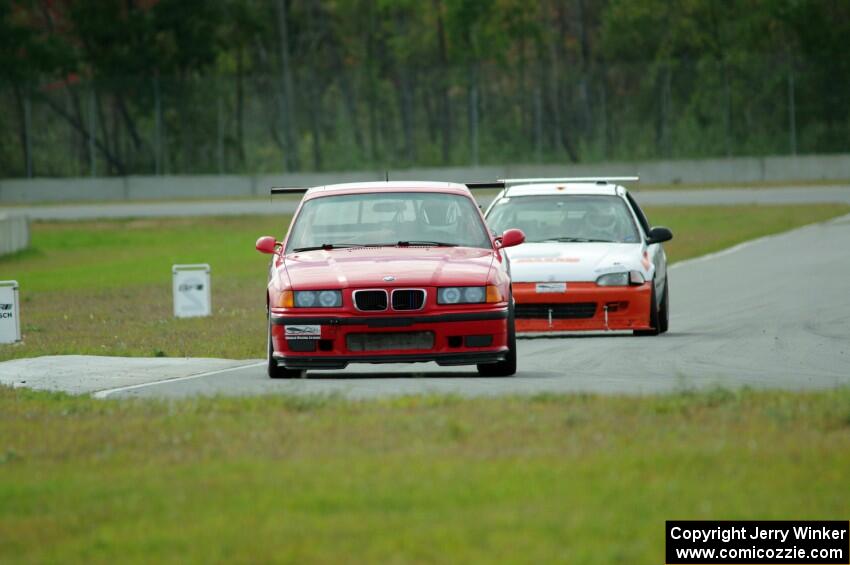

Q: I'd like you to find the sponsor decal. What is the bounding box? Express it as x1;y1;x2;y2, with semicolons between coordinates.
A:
0;303;12;319
285;325;321;340
178;283;204;292
536;282;567;293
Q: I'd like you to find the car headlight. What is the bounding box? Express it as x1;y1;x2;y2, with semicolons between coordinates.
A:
294;290;341;307
595;271;645;286
318;290;342;307
438;286;487;304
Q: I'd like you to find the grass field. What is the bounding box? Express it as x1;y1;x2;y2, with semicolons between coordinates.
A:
0;204;847;361
1;386;848;563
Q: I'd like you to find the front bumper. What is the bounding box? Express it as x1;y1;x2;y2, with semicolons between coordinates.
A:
270;308;509;369
513;282;652;332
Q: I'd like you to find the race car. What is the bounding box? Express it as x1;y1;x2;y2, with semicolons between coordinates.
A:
256;181;526;378
482;177;672;335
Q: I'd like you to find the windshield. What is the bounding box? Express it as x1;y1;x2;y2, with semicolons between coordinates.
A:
486;195;640;243
286;192;492;252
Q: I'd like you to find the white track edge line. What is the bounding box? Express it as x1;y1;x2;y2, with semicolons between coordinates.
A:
669;212;850;270
92;361;265;399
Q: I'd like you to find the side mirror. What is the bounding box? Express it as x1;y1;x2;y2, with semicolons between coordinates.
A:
256;236;279;254
646;226;673;244
499;228;526;248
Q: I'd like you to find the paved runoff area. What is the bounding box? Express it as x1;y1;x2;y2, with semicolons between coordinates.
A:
3;185;850;220
0;357;251;396
2;213;849;399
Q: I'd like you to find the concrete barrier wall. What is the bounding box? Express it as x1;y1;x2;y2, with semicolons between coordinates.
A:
2;153;849;204
0;215;29;256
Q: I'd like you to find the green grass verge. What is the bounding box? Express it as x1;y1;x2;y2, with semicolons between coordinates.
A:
1;386;848;563
0;204;847;361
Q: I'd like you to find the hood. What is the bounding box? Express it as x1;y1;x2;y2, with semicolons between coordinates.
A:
283;246;495;289
506;242;647;282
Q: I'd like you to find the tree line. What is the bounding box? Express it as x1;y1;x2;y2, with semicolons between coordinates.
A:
1;0;848;178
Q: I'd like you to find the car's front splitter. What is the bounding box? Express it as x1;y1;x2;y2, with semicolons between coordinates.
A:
274;350;507;370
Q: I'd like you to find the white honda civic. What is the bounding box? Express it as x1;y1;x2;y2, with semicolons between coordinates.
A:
482;177;673;335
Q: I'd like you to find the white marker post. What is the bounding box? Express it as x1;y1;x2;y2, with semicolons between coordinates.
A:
172;264;211;318
0;280;21;343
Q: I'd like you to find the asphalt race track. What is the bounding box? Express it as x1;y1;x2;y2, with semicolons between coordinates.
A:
4;185;850;220
3;213;848;399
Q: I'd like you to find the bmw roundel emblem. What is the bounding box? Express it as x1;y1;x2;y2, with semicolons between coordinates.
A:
383;275;396;282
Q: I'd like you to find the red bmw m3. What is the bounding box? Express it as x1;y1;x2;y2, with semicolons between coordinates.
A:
256;181;525;378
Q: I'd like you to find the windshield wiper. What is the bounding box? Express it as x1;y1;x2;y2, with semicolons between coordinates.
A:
539;237;617;243
293;240;458;252
292;243;371;252
396;240;458;247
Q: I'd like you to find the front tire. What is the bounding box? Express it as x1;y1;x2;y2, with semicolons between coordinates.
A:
657;282;669;334
267;312;303;379
477;303;517;377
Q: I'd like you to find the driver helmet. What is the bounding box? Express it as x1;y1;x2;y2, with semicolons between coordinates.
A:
585;205;618;232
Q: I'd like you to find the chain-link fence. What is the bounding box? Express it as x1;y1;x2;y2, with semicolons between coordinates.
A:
1;56;846;178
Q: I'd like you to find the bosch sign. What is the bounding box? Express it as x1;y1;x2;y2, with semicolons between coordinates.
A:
0;281;21;343
172;264;212;318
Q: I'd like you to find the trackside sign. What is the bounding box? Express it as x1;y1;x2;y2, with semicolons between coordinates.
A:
0;280;21;343
172;264;211;318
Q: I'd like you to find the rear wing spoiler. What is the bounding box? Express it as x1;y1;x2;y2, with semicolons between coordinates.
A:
271;176;639;195
270;187;309;195
465;176;639;190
